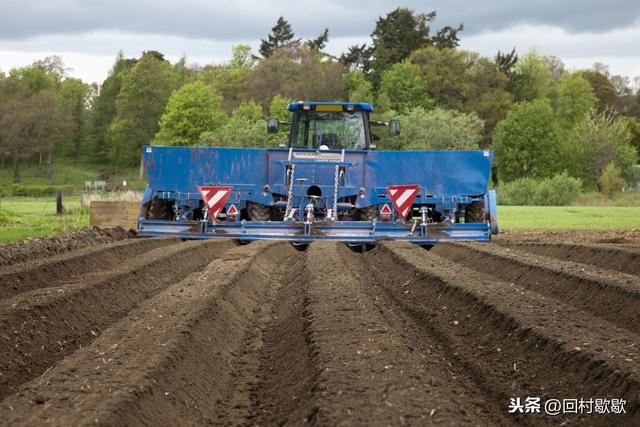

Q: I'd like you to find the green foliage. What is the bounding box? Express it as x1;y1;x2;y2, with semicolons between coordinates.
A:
59;77;91;162
598;162;625;198
498;172;582;205
89;53;137;156
107;51;177;166
578;70;619;111
563;111;638;185
6;184;76;197
268;95;292;122
393;107;484;150
200;101;272;148
248;45;347;110
494;99;560;182
153;81;227;146
369;7;462;88
228;44;256;69
379;61;432;113
555;74;597;130
409;47;512;142
512;49;553;101
345;71;374;104
259;17;298;58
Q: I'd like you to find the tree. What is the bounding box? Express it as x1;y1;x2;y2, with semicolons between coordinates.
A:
306;29;329;52
565;111;638;185
555;74;597;131
268;95;292;122
379;61;431;113
248;45;347;111
512;49;552;101
578;70;618;111
495;48;518;75
228;44;256;69
153;81;227;146
200;101;272;148
339;44;372;72
0;90;66;183
60;77;91;163
409;47;512;141
369;8;462;88
107;51;176;167
90;52;137;157
345;71;374;104
393;107;484;150
259;17;299;57
494;99;560;182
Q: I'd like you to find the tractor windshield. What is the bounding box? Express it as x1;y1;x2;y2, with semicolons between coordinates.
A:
291;110;367;150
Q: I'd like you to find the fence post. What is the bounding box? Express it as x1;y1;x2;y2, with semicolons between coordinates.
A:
56;191;64;215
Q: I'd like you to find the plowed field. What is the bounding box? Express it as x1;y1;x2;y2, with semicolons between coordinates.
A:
1;231;638;426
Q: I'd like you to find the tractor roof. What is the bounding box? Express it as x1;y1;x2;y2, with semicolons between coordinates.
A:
287;101;374;112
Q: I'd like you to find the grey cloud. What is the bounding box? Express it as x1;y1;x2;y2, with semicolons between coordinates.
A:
1;0;639;42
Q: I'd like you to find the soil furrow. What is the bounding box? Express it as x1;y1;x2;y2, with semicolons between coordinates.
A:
497;241;640;276
0;241;294;426
373;242;639;426
0;237;180;300
299;241;505;426
432;242;640;334
0;239;235;399
249;255;319;426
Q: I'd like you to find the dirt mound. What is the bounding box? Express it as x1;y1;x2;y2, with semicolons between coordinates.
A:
0;227;130;267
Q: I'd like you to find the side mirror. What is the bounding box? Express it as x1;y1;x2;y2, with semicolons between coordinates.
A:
266;118;279;134
389;119;401;136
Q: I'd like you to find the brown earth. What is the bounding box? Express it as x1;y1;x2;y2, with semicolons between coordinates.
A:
0;230;638;426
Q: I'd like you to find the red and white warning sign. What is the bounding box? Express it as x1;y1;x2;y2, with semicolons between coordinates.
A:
226;203;238;220
198;185;232;219
386;184;420;221
379;203;392;220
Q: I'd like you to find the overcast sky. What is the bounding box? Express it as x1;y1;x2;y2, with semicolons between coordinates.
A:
1;0;639;84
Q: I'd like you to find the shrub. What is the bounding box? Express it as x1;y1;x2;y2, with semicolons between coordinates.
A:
498;172;582;205
9;184;76;197
598;162;625;198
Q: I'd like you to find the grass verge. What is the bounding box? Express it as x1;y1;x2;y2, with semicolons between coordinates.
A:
0;196;89;243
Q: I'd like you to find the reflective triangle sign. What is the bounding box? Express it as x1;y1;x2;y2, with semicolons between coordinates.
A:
198;185;233;219
380;204;392;215
227;204;238;216
386;184;420;221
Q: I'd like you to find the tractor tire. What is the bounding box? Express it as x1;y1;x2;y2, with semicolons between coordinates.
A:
248;203;272;221
360;206;378;221
464;201;486;223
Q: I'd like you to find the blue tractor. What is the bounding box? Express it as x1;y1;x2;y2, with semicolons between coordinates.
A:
137;101;498;247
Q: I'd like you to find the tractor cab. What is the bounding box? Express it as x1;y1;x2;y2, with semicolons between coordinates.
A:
267;102;400;151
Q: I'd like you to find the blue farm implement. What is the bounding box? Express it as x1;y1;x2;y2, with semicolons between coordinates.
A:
137;102;498;247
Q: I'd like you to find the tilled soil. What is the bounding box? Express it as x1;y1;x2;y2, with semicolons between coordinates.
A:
0;232;638;426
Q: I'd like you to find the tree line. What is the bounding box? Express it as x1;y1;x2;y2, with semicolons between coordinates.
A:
0;7;639;197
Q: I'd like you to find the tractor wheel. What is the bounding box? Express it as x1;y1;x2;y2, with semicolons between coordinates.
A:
464;201;486;223
248;202;272;221
360;206;378;221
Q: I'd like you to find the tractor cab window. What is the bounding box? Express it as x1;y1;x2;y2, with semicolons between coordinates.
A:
291;110;367;150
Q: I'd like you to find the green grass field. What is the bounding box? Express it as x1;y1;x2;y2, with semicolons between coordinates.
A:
0;196;89;243
499;206;640;230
